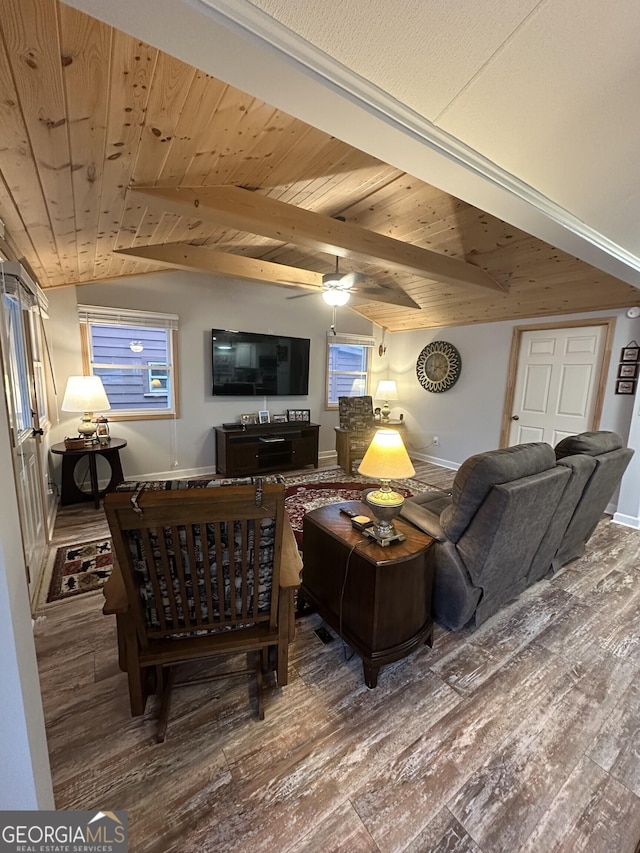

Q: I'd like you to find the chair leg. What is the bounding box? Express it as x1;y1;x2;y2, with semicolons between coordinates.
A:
255;652;265;720
276;640;289;688
115;614;127;672
122;622;154;717
156;667;175;743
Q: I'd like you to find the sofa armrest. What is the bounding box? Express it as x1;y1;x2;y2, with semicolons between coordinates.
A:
400;499;447;541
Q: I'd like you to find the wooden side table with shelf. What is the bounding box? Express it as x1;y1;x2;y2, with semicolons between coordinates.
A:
375;419;406;431
300;500;434;688
51;438;127;509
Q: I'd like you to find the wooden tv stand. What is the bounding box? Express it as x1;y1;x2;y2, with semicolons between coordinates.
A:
214;422;320;476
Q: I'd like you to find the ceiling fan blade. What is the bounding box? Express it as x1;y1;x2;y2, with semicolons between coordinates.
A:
338;271;364;289
351;286;420;309
286;290;317;299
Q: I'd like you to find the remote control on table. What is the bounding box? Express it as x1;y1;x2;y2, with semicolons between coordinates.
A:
339;508;358;518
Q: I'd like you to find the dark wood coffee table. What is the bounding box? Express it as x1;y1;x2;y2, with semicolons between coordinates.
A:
301;500;434;687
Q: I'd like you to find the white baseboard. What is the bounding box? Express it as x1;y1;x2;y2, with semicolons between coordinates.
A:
126;465;218;482
613;511;640;529
410;451;460;471
126;456;338;481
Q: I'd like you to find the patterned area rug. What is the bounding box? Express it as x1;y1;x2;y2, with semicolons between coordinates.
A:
283;466;444;548
46;538;113;603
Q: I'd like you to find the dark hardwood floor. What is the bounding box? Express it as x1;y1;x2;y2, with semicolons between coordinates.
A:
33;463;640;852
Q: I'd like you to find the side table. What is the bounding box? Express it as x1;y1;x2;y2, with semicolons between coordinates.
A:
301;500;434;687
51;438;127;509
375;419;406;430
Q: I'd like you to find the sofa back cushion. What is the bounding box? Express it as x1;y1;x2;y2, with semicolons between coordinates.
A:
442;442;556;543
555;430;623;460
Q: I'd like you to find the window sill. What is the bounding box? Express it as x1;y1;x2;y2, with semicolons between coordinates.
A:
103;411;177;422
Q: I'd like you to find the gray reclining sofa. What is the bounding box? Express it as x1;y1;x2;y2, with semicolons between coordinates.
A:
400;432;633;631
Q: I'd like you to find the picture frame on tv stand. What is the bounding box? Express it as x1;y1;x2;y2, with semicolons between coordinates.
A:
287;409;310;422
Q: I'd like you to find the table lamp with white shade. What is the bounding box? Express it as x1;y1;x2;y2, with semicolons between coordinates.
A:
358;428;415;545
375;379;398;421
61;375;111;443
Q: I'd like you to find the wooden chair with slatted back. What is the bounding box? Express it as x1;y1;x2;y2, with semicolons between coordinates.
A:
102;477;300;742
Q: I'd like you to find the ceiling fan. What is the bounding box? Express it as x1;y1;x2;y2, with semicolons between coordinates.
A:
286;257;361;306
286;256;417;308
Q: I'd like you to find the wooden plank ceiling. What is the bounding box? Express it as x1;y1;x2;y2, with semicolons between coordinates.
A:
0;0;637;331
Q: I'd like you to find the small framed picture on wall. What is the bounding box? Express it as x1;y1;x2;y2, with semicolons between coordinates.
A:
620;345;640;362
615;379;636;395
618;363;639;380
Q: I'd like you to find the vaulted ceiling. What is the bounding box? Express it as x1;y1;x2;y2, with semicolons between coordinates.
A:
0;0;638;331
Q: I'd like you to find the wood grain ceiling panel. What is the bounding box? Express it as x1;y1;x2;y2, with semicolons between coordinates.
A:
0;0;636;331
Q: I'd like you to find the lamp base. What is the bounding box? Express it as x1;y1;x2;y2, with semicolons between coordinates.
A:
364;486;406;546
363;525;406;547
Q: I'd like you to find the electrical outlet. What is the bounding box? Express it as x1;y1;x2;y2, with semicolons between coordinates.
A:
433;435;439;446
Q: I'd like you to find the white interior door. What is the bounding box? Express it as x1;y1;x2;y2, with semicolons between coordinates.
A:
508;325;607;446
1;276;48;602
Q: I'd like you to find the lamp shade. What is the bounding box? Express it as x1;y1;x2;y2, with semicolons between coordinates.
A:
61;375;110;413
375;380;398;401
358;429;415;480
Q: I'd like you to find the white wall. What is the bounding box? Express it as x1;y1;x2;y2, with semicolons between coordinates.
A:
47;271;373;481
379;309;639;472
0;380;54;808
47;276;639;517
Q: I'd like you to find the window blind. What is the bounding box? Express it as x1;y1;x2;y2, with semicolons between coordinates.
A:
326;332;375;347
0;261;48;312
78;304;179;330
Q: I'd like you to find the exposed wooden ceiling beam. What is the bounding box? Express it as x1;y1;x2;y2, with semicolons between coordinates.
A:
115;243;422;308
116;243;323;288
130;186;507;293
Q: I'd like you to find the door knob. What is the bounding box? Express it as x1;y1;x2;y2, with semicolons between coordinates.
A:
511;415;520;421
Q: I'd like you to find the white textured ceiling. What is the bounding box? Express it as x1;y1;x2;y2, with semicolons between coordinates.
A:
249;0;640;261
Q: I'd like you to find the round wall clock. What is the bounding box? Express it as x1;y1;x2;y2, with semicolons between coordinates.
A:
416;341;462;393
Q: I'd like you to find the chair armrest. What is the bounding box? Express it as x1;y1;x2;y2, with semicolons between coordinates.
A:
400;500;447;541
102;562;129;615
280;515;302;590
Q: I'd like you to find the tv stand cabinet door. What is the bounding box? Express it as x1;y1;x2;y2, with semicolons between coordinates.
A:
293;426;320;468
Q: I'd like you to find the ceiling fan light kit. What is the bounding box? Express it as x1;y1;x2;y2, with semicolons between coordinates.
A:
323;288;350;306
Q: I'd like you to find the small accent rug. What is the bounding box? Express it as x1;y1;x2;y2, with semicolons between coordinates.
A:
46;538;113;603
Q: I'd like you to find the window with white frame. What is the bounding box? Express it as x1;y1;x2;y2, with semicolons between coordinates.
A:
79;305;179;419
28;308;49;429
325;332;374;409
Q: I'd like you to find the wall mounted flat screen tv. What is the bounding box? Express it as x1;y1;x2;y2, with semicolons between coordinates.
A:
211;329;310;396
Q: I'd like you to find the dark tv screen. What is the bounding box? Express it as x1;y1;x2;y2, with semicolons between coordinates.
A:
211;329;310;396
